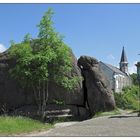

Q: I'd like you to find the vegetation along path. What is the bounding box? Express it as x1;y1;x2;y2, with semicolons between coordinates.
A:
23;111;140;136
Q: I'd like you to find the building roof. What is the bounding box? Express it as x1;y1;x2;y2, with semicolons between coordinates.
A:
100;61;127;76
120;46;128;63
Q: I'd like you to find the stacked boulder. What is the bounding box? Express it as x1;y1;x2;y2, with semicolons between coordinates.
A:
0;51;115;121
78;56;116;116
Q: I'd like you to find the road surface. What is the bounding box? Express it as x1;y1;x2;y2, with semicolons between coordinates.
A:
23;112;140;136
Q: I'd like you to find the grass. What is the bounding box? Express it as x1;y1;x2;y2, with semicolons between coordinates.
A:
0;116;53;136
94;108;121;118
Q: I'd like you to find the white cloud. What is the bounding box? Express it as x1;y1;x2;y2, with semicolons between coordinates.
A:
0;44;7;53
128;61;137;74
107;54;115;60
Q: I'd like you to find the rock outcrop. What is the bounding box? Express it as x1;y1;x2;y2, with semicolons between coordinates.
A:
0;50;116;121
47;52;84;106
0;50;87;120
78;56;116;116
0;51;35;112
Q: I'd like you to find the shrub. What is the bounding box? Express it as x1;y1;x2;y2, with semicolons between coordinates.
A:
114;85;139;110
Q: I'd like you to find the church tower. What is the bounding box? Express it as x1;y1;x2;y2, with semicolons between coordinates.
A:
119;47;128;74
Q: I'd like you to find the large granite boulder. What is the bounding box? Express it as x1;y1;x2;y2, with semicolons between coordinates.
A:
78;56;116;116
0;49;115;120
47;52;84;106
0;50;85;117
0;51;35;112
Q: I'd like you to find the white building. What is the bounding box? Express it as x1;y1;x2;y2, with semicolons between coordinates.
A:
99;47;132;93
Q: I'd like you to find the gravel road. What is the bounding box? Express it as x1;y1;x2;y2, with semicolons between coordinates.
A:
23;112;140;137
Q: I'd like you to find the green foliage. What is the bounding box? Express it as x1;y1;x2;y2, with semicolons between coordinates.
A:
0;116;53;135
36;8;79;90
9;8;78;90
37;8;54;39
114;85;139;110
53;99;65;105
9;9;79;119
23;33;32;43
9;40;15;46
9;43;33;86
94;108;121;118
56;76;83;90
130;73;139;85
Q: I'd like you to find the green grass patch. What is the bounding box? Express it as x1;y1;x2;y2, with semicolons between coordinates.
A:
94;108;121;118
0;116;53;136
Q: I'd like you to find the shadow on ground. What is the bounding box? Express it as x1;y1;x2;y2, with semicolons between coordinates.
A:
109;115;138;119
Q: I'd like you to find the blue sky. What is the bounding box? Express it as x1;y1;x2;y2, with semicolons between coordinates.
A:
0;4;140;73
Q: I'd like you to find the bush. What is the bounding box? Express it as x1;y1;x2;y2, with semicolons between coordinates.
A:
114;85;139;110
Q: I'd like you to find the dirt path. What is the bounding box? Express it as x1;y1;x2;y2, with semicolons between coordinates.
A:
19;111;140;137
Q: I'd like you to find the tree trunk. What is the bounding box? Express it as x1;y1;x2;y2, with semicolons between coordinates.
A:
32;80;49;122
41;80;47;121
33;83;42;117
46;80;49;103
38;80;42;116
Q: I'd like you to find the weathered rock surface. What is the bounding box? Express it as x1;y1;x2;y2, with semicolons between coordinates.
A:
78;56;116;116
0;50;86;119
0;50;115;120
0;51;35;112
10;104;90;121
47;52;84;106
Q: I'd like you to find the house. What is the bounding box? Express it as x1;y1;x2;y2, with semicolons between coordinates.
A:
99;47;132;93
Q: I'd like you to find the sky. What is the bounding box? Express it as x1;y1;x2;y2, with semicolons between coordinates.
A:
0;3;140;73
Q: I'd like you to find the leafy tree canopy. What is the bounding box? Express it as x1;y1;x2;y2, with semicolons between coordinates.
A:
9;8;79;90
9;8;81;119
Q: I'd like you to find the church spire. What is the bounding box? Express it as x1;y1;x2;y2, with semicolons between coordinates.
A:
120;46;128;63
120;46;128;74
